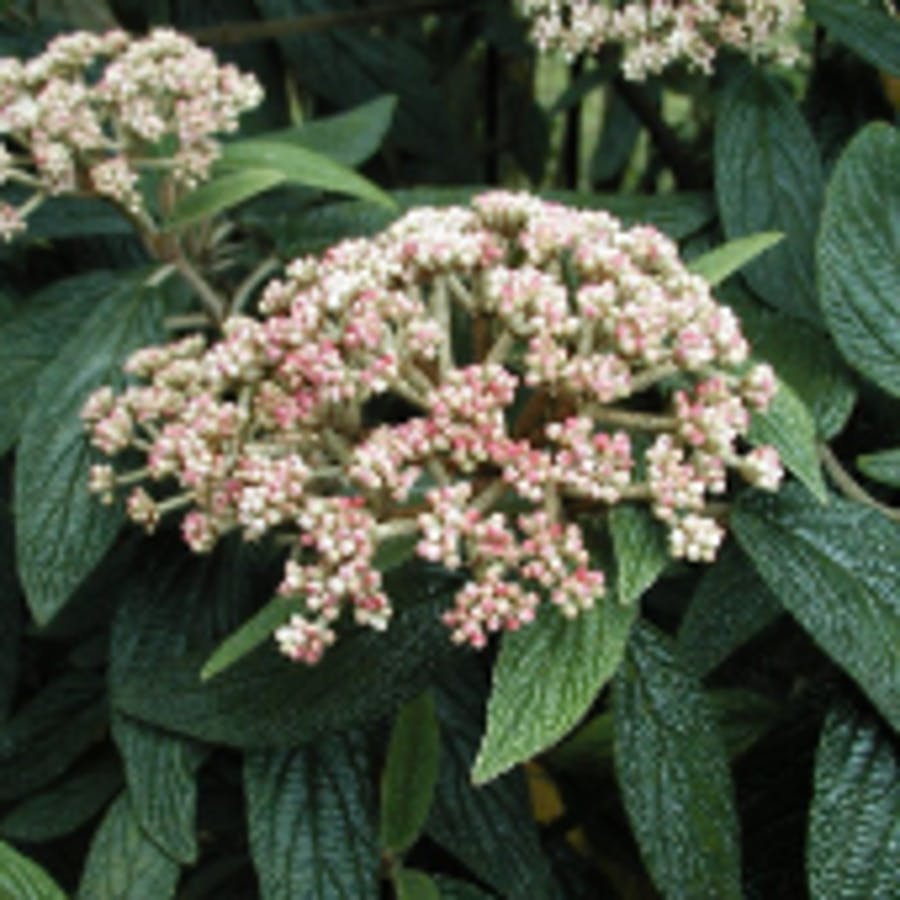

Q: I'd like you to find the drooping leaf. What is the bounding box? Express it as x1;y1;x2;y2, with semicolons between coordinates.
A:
244;730;379;900
733;485;900;730
748;377;827;501
168;169;285;229
380;691;440;855
394;869;442;900
0;841;66;900
609;505;669;606
857;447;900;487
15;272;163;625
613;623;743;900
78;793;180;900
817;122;900;397
807;0;900;76
715;66;823;322
473;598;635;785
111;714;206;864
808;700;900;899
688;231;783;286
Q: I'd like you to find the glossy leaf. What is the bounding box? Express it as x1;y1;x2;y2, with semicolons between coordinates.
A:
168;169;284;229
807;0;900;76
733;485;900;730
818;123;900;397
688;231;783;286
0;841;66;900
473;599;635;784
857;447;900;487
609;505;670;605
244;730;378;900
380;691;440;854
613;623;742;900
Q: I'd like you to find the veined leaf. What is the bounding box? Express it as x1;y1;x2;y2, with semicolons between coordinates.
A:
857;447;900;487
0;841;66;900
807;0;900;76
394;869;441;900
609;505;669;606
688;231;783;286
168;169;285;229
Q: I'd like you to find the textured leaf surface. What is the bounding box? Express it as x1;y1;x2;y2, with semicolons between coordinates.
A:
808;702;900;899
79;793;180;900
688;231;783;286
434;876;496;899
15;273;163;625
112;715;206;864
244;730;378;900
609;505;669;605
0;841;65;900
715;67;823;322
818;123;900;396
168;169;284;228
380;691;440;854
473;598;635;784
613;624;742;900
858;447;900;487
807;0;900;75
394;869;441;900
733;485;900;730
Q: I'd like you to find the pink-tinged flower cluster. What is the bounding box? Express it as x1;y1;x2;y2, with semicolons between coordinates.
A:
0;28;261;237
83;191;784;663
520;0;804;78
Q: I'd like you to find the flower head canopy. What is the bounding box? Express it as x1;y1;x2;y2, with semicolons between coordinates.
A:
84;191;783;663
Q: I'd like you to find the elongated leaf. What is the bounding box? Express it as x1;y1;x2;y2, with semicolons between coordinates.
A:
244;730;378;900
0;271;116;454
807;0;900;76
715;67;823;322
15;273;163;625
818;123;900;397
748;377;827;501
394;869;441;900
79;793;179;900
220;141;394;209
613;624;742;900
808;701;900;899
0;841;65;900
688;231;783;286
0;469;21;723
380;691;440;854
857;447;900;487
434;876;495;899
609;505;669;605
168;169;284;229
733;485;900;730
112;715;206;864
473;598;635;784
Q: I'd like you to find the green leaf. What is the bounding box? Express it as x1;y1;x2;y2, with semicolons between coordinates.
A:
473;598;635;785
244;730;379;900
715;67;823;322
677;543;782;678
78;793;180;900
818;122;900;397
613;623;742;900
609;505;670;605
394;869;442;900
807;0;900;76
688;231;783;286
15;272;163;625
0;271;117;455
433;877;495;899
168;169;285;229
111;714;206;864
808;701;900;899
219;141;394;209
0;757;121;843
748;377;827;501
0;470;21;723
857;447;900;487
0;841;66;900
380;691;440;854
733;485;900;730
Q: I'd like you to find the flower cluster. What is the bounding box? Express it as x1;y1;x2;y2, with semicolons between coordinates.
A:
520;0;804;79
0;28;262;238
83;191;784;663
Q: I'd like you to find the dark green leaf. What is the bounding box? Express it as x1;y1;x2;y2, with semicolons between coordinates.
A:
380;691;440;854
111;714;206;864
591;85;642;184
818;122;900;397
394;869;441;900
733;485;900;730
677;543;782;678
15;272;163;625
168;169;285;229
0;271;119;455
748;377;827;501
25;197;132;239
807;0;900;76
857;447;900;487
473;598;635;784
613;623;742;900
808;700;900;898
244;730;378;900
0;470;21;722
433;876;495;899
78;793;180;900
688;231;783;286
715;67;823;322
0;841;65;899
609;505;669;605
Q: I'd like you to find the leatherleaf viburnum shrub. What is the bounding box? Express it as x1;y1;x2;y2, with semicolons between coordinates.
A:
83;191;784;664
